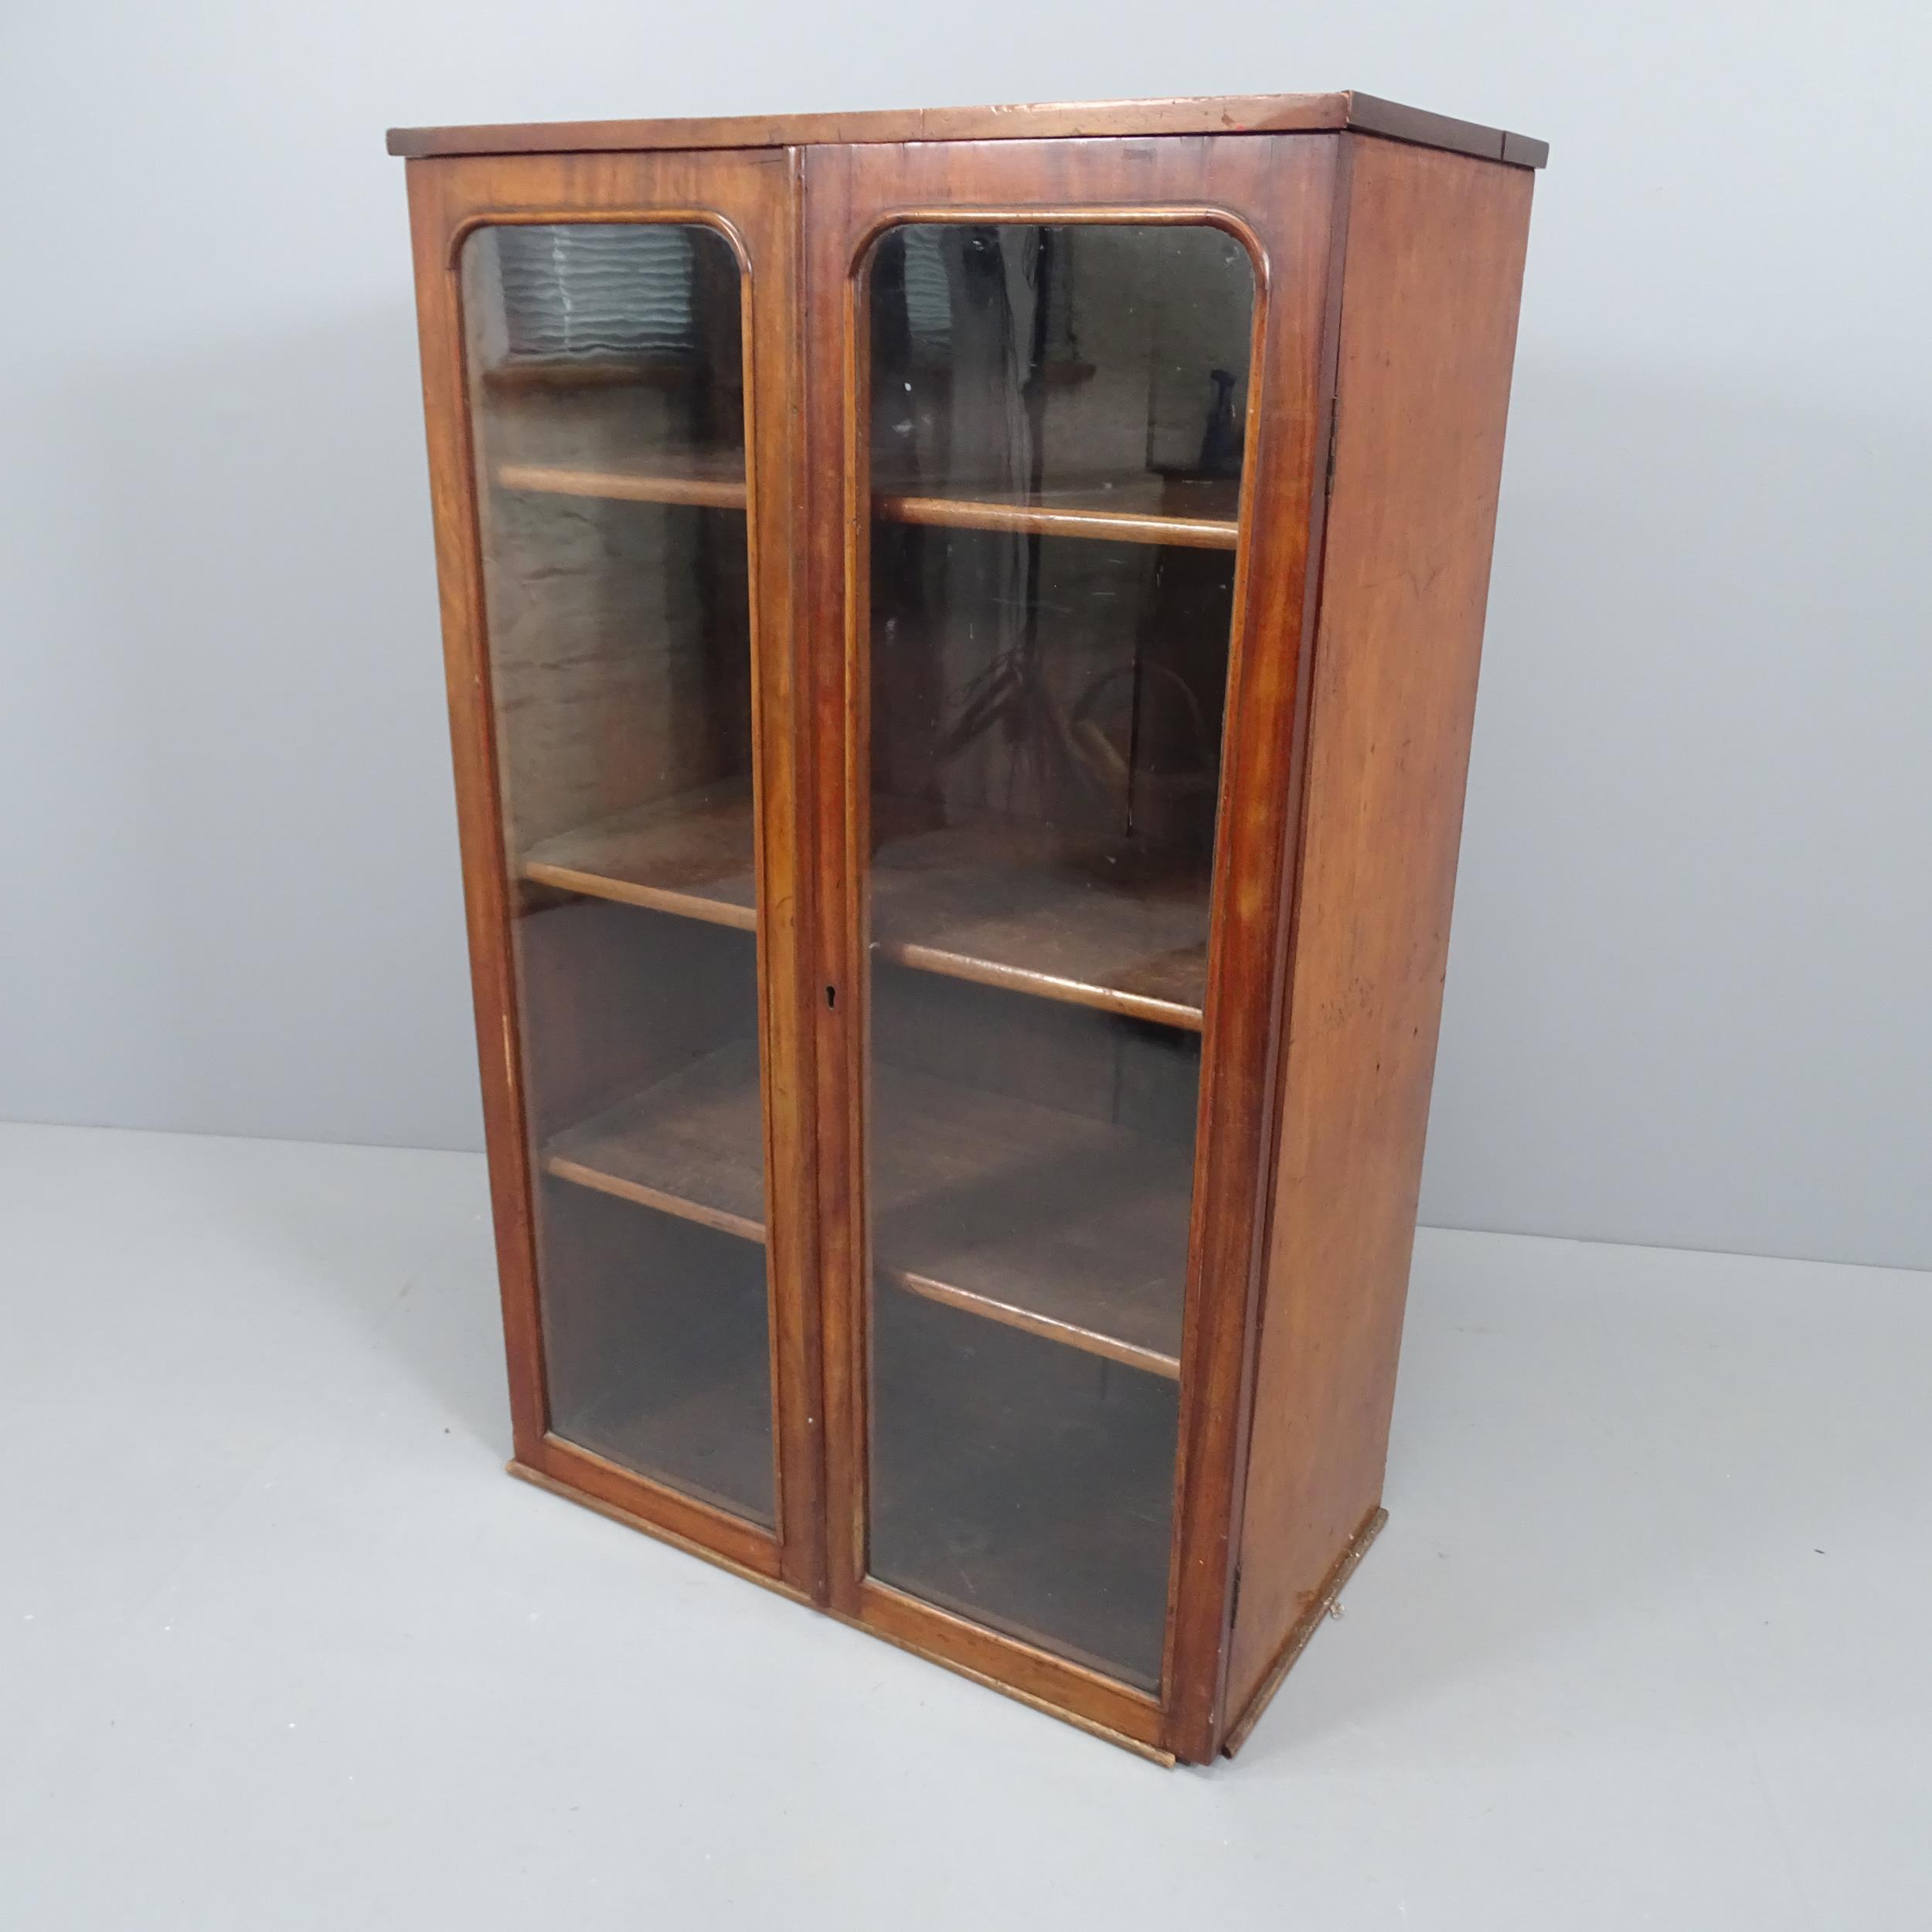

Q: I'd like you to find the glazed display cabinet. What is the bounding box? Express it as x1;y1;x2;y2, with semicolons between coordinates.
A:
390;92;1544;1764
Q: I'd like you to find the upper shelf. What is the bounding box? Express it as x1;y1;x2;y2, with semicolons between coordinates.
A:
482;392;748;510
492;446;749;511
492;449;1240;551
874;474;1239;552
518;783;1209;1030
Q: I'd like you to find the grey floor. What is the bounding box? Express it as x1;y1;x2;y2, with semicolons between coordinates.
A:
2;1121;1927;1929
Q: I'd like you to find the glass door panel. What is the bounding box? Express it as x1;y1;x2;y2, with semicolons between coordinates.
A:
461;223;775;1526
861;223;1257;1689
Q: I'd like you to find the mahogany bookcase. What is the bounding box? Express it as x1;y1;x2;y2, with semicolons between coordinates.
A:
389;93;1544;1764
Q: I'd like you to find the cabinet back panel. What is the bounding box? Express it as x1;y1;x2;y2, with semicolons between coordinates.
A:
515;899;757;1140
479;492;753;853
871;961;1199;1144
464;226;754;857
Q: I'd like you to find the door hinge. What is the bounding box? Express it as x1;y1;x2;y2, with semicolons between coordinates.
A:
1323;407;1339;498
1230;1563;1243;1624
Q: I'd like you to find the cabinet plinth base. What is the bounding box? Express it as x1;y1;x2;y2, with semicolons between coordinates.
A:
1220;1505;1389;1757
505;1458;805;1603
509;1458;1177;1764
830;1607;1179;1768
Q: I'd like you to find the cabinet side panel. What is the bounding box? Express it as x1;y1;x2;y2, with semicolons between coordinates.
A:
1225;137;1533;1734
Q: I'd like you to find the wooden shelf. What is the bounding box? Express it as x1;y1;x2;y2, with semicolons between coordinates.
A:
872;1060;1191;1377
493;447;748;509
522;781;758;927
541;1039;1191;1378
480;355;709;394
489;447;1236;548
874;473;1240;550
872;815;1208;1030
543;1039;767;1243
522;786;1208;1031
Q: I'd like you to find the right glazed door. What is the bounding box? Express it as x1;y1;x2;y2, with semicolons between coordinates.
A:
805;133;1342;1750
855;216;1254;1692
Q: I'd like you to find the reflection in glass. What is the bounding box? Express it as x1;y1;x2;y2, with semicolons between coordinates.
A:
462;223;775;1526
862;224;1256;1688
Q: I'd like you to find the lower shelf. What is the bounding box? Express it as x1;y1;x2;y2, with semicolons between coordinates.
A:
538;1182;777;1527
518;781;1210;1029
870;1287;1178;1692
544;1043;766;1242
869;1060;1190;1376
539;1037;1190;1376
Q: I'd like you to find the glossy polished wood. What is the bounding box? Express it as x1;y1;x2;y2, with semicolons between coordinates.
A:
389;90;1548;169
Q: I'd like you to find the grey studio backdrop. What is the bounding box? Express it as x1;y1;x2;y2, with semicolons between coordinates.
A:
2;2;1927;1272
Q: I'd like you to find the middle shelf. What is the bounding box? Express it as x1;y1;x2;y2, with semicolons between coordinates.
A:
492;443;1241;551
541;1036;1192;1378
521;781;1210;1030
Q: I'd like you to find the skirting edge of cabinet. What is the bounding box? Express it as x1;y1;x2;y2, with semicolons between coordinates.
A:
505;1460;810;1606
1220;1505;1388;1757
829;1608;1179;1767
509;1458;1175;1762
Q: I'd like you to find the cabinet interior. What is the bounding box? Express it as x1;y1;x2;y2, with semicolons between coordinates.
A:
465;213;1248;1689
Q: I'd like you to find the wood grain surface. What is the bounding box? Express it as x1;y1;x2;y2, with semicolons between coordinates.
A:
389;91;1547;168
1219;135;1536;1743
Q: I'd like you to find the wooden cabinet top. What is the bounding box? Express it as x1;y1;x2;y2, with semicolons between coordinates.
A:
386;90;1548;169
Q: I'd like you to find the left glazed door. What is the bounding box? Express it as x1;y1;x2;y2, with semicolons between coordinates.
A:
406;150;820;1594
